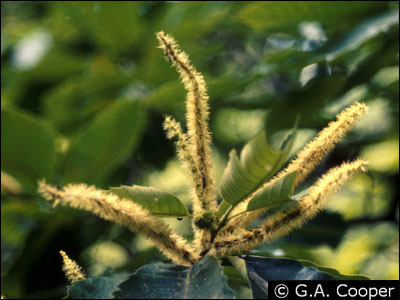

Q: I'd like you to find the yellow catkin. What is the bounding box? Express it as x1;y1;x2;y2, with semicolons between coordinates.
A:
225;102;368;230
59;250;86;283
156;31;217;215
163;116;211;252
38;181;197;266
157;31;218;253
213;159;367;256
1;170;22;194
163;116;203;209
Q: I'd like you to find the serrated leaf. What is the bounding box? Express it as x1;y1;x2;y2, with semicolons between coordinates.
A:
62;100;145;185
110;185;190;218
242;255;368;298
219;129;296;210
68;274;128;299
246;171;298;213
115;256;236;299
1;109;56;192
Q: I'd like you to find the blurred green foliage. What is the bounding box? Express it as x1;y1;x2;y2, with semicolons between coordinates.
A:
1;1;398;298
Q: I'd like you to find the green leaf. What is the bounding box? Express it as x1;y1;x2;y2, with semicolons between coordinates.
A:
68;274;128;299
236;2;388;33
145;81;186;115
62;100;145;185
115;256;236;299
219;129;296;209
110;185;190;218
246;171;298;213
1;109;56;191
324;9;399;62
43;57;134;135
227;256;251;286
217;200;232;219
1;199;38;277
57;2;144;53
242;255;368;298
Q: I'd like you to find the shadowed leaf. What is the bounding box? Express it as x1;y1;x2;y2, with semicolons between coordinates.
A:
115;256;236;299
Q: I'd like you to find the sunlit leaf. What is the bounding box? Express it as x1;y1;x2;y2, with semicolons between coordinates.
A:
110;185;190;217
219;129;296;210
246;171;297;213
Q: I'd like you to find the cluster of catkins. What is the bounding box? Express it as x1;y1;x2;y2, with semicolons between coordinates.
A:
38;32;368;283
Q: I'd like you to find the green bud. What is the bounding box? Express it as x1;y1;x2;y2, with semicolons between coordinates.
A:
194;210;214;229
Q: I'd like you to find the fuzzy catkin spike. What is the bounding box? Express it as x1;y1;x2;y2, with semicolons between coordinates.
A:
157;31;218;253
163;116;203;210
38;181;197;266
156;31;217;216
59;250;85;283
212;159;367;256
277;102;367;186
225;101;368;230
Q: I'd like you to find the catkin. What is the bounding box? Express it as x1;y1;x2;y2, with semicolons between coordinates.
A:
157;31;218;252
163;116;204;212
38;181;197;266
213;159;367;255
225;102;368;230
59;250;86;283
157;31;217;215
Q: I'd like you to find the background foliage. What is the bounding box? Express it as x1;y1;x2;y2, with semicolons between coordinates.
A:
1;1;399;298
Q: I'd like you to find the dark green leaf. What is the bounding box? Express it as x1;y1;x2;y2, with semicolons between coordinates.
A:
68;275;128;299
115;256;236;299
58;2;144;53
236;2;388;33
1;109;56;191
110;185;190;218
1;200;38;277
242;255;369;298
246;171;298;213
62;100;146;185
